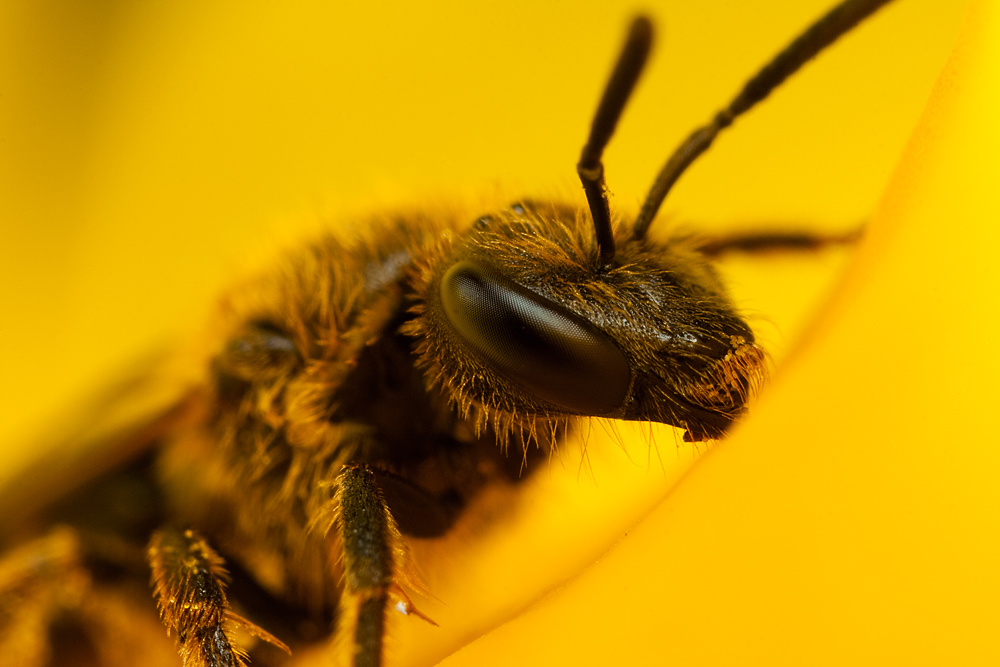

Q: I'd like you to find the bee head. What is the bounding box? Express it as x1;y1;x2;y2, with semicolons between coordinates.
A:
404;201;766;442
403;14;775;443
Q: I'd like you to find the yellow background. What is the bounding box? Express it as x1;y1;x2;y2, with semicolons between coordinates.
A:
0;1;985;665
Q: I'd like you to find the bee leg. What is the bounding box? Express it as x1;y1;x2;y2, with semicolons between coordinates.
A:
694;227;862;258
147;526;289;667
329;464;428;667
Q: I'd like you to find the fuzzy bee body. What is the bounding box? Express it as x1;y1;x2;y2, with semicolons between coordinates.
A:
0;1;904;665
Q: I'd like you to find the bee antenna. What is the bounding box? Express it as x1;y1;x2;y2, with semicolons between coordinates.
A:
632;0;897;239
578;15;653;267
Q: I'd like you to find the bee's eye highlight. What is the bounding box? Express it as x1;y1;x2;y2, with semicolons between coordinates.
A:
217;321;300;381
440;261;631;414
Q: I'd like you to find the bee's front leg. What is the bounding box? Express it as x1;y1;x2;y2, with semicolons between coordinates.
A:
328;464;429;667
147;527;288;667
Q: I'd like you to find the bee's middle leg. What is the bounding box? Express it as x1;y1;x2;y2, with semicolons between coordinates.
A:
330;464;426;667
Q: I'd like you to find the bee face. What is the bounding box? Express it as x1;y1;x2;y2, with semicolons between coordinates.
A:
0;2;966;666
407;202;765;439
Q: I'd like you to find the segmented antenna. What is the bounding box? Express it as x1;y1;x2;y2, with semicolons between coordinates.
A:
577;16;653;266
632;0;897;239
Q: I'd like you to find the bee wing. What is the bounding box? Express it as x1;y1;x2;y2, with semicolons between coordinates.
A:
0;348;204;540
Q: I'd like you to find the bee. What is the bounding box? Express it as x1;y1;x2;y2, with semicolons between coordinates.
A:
0;0;919;665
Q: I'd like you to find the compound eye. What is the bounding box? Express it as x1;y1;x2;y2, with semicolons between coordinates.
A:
440;261;630;414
